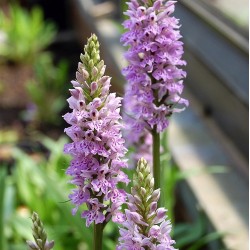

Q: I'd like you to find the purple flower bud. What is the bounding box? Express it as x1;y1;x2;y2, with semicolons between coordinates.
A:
140;187;146;196
71;80;81;87
125;210;148;226
26;240;37;250
98;75;110;84
151;188;160;202
69;88;80;99
134;194;142;204
153;0;161;10
81;67;90;80
92;66;98;77
44;241;55;250
154;208;167;224
99;65;106;76
149;201;157;214
76;71;84;83
90;81;98;95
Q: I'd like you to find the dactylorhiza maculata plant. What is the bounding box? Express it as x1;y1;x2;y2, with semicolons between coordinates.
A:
122;0;188;134
26;212;54;250
116;158;176;250
121;0;188;189
63;34;129;229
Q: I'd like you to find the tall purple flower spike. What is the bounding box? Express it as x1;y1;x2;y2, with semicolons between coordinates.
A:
63;34;129;227
122;0;188;148
116;158;176;250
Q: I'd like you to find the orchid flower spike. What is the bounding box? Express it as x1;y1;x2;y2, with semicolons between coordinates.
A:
122;0;188;139
63;34;129;227
117;158;176;250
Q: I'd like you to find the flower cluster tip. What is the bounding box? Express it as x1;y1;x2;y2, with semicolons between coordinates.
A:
26;212;54;250
117;158;176;250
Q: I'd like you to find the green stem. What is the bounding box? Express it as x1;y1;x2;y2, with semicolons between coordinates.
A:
152;129;161;191
93;223;104;250
0;169;7;250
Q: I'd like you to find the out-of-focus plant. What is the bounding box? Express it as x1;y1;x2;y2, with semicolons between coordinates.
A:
0;129;19;143
1;134;225;250
2;136;95;250
25;54;69;127
174;212;225;249
0;4;56;64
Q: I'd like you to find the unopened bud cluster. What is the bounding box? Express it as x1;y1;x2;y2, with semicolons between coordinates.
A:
117;158;176;250
26;212;54;250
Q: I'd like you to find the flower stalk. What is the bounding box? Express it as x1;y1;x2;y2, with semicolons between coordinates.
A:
152;128;160;191
94;223;104;250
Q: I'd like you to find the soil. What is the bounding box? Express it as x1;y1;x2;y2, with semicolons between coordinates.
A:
0;64;33;108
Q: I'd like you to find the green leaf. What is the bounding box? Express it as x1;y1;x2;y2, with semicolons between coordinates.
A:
25;53;69;126
11;141;93;249
0;4;56;63
187;231;225;250
175;215;205;248
11;213;32;240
